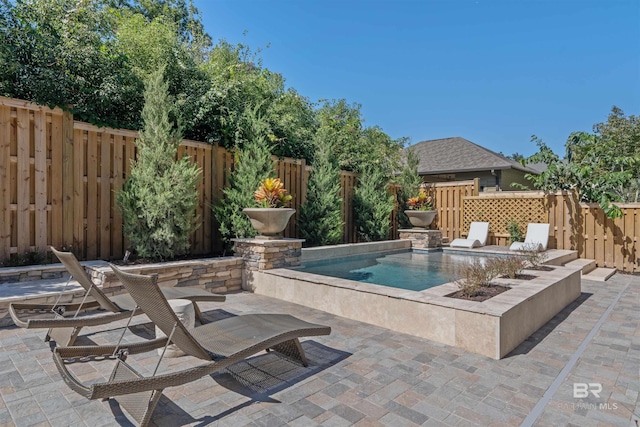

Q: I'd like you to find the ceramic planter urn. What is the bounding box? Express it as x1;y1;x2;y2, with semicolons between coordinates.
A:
404;210;437;229
243;208;296;239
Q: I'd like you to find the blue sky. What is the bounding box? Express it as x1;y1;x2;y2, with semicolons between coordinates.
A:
195;0;640;157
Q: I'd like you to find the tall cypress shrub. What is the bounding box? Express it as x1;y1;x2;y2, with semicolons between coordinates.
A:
116;68;200;260
298;145;343;246
397;147;423;229
353;164;395;242
215;107;274;247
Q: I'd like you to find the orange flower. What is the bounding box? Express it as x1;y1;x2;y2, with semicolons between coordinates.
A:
254;178;292;208
407;189;433;210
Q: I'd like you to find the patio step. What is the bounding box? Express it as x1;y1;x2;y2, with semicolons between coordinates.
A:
563;258;597;275
0;276;84;301
582;267;617;282
0;263;69;284
0;276;89;327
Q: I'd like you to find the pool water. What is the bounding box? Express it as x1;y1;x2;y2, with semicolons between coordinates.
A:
298;250;492;291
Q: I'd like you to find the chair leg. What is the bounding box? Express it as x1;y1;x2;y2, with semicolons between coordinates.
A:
270;339;308;367
46;326;82;346
193;302;205;324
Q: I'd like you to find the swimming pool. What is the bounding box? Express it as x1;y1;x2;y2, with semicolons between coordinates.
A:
296;250;492;291
251;240;581;359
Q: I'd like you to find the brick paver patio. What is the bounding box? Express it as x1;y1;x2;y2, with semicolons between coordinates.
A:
0;273;637;426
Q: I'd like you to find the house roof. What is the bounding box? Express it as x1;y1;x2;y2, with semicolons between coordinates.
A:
407;137;540;175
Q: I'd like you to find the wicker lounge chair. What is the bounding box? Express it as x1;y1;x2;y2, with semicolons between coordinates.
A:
450;222;489;248
9;247;225;346
52;265;331;426
509;223;550;252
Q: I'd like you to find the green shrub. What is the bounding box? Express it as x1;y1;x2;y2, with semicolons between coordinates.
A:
506;218;524;244
455;258;499;298
396;147;423;229
353;164;395;242
116;68;200;261
517;245;550;268
0;249;50;267
298;145;343;247
214;107;274;248
488;255;527;279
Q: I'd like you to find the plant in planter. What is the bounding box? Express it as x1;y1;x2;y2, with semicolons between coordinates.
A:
518;245;552;270
489;255;529;279
404;189;437;229
450;258;511;301
243;178;295;239
253;177;293;208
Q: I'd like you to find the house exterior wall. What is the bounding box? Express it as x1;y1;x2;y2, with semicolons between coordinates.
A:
420;168;532;192
454;171;498;191
500;168;532;191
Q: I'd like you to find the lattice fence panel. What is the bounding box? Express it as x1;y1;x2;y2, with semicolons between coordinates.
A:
462;196;547;235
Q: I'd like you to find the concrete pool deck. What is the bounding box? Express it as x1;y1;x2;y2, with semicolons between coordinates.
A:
0;273;637;426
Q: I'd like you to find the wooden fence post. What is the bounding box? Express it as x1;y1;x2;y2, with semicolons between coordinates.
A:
0;104;10;260
62;110;74;252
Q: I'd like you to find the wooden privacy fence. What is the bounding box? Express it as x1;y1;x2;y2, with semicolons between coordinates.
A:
0;96;361;261
429;180;480;241
459;191;640;273
2;96;638;272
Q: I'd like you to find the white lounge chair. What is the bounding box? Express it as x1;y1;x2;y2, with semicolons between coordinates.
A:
509;223;550;251
450;222;489;248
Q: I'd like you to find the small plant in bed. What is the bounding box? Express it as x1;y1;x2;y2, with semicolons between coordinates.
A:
448;258;511;302
0;249;52;267
517;245;554;271
491;255;536;280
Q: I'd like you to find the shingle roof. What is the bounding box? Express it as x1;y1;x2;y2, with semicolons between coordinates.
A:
407;137;540;175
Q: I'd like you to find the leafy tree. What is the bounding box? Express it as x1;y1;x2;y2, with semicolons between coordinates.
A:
353;165;395;242
298;145;343;247
0;0;143;128
120;0;212;51
116;68;200;260
361;126;406;173
315;99;405;173
0;0;406;169
520;107;639;218
499;152;525;162
0;0;214;132
214;107;274;248
265;89;317;161
396;147;423;229
187;42;285;147
314;99;364;172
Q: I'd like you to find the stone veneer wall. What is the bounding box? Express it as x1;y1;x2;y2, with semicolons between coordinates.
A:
0;258;243;326
93;257;244;296
232;238;304;291
398;229;443;249
0;264;68;284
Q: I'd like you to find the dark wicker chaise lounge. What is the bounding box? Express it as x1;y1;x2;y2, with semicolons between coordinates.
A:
9;247;225;346
52;265;331;426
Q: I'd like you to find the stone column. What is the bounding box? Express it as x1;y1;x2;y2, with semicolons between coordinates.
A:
232;238;305;291
398;229;443;249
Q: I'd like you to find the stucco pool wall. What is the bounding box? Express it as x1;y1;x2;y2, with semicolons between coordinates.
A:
249;241;582;359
